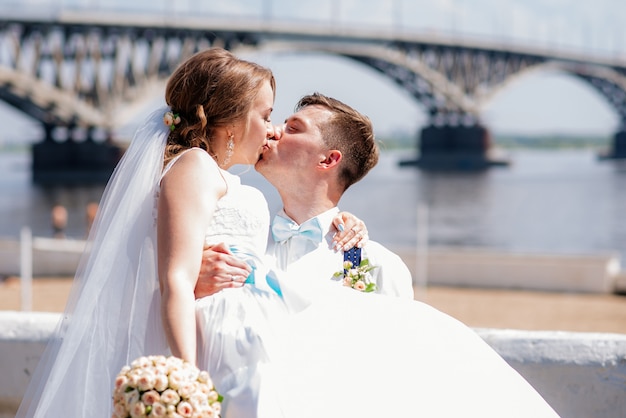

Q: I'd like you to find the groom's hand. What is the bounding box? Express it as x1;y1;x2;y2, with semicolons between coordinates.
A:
194;242;251;299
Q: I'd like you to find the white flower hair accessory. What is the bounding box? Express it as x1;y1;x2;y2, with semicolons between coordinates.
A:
163;111;181;131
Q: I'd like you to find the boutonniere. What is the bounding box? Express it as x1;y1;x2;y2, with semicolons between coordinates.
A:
333;258;377;292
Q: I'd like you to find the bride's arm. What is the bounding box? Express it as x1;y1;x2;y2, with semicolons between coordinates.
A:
157;150;226;364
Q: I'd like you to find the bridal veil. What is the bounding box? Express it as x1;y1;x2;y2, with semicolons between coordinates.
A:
16;108;171;417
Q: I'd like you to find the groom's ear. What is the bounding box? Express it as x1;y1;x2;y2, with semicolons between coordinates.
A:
319;150;342;169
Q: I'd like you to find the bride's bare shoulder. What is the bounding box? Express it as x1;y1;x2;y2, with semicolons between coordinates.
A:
161;148;225;196
165;148;219;176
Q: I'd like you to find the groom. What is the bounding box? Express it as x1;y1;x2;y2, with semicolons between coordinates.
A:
195;93;414;299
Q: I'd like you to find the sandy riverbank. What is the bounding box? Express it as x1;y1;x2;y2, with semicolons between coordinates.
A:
2;276;626;334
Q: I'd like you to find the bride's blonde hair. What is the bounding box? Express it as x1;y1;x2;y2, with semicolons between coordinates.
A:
163;48;276;166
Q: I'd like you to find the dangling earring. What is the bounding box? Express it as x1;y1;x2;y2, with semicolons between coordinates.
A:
222;134;234;166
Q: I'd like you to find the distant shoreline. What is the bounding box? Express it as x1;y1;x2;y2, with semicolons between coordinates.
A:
375;132;612;151
1;132;613;153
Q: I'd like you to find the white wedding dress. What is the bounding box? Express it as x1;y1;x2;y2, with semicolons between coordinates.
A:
193;166;560;418
16;110;559;418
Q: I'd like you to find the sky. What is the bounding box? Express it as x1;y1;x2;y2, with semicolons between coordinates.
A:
1;0;625;143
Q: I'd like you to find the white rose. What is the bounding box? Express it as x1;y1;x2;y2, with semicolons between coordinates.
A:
166;356;184;369
207;390;220;403
153;356;168;367
176;401;194;417
160;388;181;405
124;389;140;407
168;370;184;390
112;402;127;417
182;362;199;379
197;370;211;385
128;371;141;387
188;395;205;410
129;400;146;418
131;356;151;369
154;373;169;392
137;369;156;391
141;390;160;405
150;402;168;417
115;374;129;390
177;382;195;399
198;382;212;397
113;390;125;406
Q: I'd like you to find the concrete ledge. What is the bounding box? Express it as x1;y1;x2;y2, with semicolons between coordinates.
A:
1;311;625;417
0;311;60;416
476;328;626;418
396;246;623;293
0;237;85;277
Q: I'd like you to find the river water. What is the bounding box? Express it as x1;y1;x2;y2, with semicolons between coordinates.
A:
1;148;625;262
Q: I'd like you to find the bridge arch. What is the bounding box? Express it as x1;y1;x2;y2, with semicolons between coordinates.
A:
1;13;625;179
484;71;618;139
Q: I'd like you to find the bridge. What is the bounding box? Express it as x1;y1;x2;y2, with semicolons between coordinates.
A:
1;6;626;183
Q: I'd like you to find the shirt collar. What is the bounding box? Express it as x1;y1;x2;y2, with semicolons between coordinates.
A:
277;207;339;240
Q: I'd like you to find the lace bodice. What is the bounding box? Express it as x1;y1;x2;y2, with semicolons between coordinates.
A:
159;148;270;259
205;169;270;257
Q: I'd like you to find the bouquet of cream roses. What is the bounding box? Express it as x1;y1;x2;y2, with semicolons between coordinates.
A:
112;355;222;418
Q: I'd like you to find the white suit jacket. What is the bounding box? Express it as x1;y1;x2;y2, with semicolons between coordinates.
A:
266;207;414;299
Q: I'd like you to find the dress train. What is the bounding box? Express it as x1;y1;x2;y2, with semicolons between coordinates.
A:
276;280;559;417
196;268;559;417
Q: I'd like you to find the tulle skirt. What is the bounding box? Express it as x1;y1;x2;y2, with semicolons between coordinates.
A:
195;275;560;418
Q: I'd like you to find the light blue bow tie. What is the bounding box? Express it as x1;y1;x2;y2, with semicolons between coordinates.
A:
271;215;323;243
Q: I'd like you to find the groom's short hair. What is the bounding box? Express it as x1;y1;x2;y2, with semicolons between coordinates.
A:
296;93;379;192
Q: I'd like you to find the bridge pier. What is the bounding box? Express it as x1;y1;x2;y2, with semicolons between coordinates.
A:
599;130;626;160
32;126;123;185
399;124;509;170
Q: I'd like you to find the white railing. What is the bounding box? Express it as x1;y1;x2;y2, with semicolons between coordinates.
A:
0;229;85;311
413;203;429;300
19;227;32;312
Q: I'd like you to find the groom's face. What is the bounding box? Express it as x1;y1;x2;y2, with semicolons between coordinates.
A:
256;105;332;187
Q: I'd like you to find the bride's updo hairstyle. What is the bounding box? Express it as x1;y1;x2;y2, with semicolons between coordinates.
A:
163;47;276;166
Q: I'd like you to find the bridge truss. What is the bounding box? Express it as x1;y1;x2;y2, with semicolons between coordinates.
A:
1;15;625;178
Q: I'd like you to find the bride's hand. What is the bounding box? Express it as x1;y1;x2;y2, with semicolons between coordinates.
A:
332;212;369;251
195;242;251;299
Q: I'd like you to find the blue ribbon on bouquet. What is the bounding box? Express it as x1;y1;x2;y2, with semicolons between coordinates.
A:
245;267;283;298
229;245;283;297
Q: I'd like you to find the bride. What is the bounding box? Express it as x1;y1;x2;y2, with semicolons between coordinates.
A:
15;47;361;418
16;47;559;417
